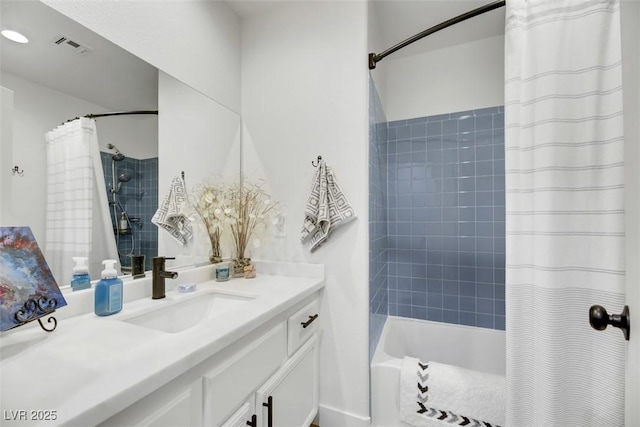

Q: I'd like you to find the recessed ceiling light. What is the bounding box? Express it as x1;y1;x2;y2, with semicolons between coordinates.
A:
1;30;29;44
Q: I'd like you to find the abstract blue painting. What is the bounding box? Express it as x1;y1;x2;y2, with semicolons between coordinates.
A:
0;227;67;332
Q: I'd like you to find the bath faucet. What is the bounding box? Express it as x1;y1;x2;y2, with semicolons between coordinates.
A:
152;256;178;299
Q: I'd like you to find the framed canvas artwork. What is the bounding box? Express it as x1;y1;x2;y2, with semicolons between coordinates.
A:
0;227;67;332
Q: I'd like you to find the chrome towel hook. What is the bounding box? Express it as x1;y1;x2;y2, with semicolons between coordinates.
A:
12;165;24;176
311;155;322;167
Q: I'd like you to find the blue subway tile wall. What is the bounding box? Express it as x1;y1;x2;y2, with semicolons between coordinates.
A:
100;153;158;271
369;77;389;360
386;106;505;330
138;157;158;271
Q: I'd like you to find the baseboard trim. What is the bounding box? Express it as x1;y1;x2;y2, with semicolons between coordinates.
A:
318;403;370;427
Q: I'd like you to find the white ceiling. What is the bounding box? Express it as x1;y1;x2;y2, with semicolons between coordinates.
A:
0;0;158;112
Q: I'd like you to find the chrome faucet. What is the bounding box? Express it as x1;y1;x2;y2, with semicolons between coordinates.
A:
152;256;178;299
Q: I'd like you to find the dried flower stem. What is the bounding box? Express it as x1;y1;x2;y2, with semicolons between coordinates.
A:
228;181;278;259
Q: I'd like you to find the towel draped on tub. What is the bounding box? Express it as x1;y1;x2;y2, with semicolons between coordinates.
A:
152;176;193;245
400;357;506;427
301;160;356;252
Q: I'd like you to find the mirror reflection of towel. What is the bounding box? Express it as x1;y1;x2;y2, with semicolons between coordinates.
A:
301;160;356;252
152;176;193;245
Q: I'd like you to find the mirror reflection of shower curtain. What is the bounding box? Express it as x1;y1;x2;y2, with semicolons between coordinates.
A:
505;1;626;426
44;117;118;283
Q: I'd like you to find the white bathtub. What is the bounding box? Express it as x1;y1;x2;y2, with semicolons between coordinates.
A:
370;316;506;427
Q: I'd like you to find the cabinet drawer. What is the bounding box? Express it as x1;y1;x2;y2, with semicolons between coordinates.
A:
287;298;320;355
204;322;286;426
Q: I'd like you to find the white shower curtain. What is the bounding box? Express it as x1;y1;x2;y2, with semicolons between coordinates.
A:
45;117;118;284
505;1;627;426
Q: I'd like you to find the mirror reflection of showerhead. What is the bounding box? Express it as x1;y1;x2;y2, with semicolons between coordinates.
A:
115;173;132;193
107;143;125;161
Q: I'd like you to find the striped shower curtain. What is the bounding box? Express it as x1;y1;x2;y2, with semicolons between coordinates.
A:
505;1;627;426
45;117;117;284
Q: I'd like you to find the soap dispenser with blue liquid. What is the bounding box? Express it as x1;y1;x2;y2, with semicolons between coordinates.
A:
70;256;91;291
95;259;123;316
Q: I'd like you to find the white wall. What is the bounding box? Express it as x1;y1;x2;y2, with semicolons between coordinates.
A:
0;71;157;242
157;71;240;267
241;1;370;425
367;0;388;110
41;0;241;113
382;35;505;121
0;86;14;226
621;1;640;424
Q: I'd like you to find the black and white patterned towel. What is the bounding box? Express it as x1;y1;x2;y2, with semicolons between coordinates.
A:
300;160;356;252
399;357;506;427
152;176;192;245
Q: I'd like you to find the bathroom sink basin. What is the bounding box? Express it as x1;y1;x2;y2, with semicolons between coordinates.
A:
122;292;252;333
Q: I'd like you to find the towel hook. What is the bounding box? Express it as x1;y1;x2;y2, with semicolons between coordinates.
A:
311;155;323;167
12;166;24;177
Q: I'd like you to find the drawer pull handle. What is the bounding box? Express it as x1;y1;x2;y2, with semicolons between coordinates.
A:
262;396;273;427
246;414;257;427
301;314;319;328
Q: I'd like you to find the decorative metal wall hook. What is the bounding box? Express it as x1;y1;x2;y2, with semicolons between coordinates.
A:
311;155;323;167
11;166;24;176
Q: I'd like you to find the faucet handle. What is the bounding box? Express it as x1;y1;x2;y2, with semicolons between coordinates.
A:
165;257;175;260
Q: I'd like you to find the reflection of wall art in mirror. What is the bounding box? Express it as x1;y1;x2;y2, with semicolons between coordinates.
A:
0;227;67;332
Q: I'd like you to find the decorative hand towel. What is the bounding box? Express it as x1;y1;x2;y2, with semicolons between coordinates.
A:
152;176;193;245
400;357;505;427
300;160;356;252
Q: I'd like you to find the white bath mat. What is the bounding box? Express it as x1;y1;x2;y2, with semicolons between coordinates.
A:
400;357;505;427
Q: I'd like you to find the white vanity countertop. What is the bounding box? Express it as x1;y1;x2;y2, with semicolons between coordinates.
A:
0;261;324;427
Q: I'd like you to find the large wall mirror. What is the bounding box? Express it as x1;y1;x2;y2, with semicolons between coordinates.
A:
0;0;241;290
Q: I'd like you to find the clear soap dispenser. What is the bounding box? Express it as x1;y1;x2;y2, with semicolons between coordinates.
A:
71;256;91;291
94;259;123;316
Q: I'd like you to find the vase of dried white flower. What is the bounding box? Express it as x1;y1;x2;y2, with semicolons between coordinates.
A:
227;180;279;277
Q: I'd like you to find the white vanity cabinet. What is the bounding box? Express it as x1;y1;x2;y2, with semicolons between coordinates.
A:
216;298;321;427
132;383;203;427
255;334;319;427
221;402;255;427
98;377;203;427
203;322;287;426
98;293;321;427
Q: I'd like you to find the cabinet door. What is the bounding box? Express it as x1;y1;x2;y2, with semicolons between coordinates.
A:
134;387;200;427
99;379;202;427
204;322;286;426
221;401;255;427
256;334;319;427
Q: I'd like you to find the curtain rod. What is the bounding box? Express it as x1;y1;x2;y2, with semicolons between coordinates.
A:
64;110;158;124
368;0;506;70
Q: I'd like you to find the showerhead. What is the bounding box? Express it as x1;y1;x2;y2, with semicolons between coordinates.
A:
107;143;125;161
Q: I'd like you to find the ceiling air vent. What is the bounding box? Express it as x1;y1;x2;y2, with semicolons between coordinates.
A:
51;34;93;56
